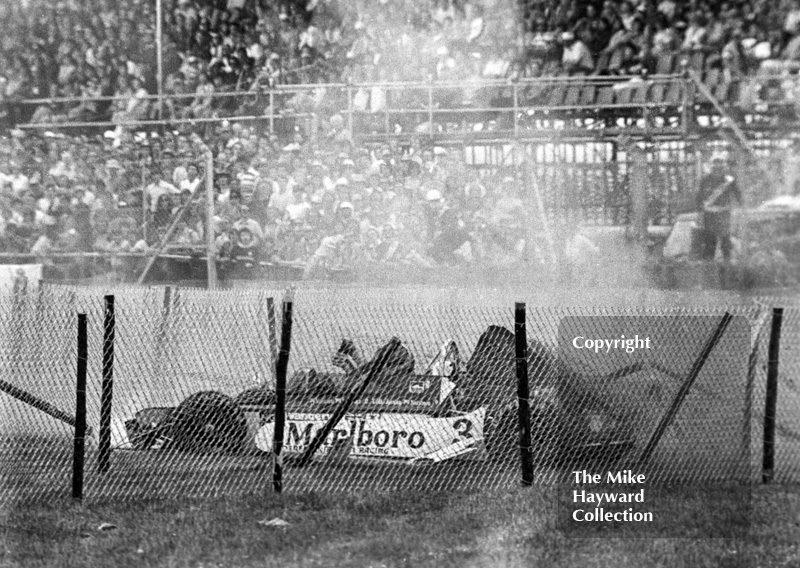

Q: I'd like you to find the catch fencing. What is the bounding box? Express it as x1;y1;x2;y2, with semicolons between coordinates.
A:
0;285;796;506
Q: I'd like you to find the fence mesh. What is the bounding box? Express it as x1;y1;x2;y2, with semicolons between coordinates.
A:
0;286;79;504
0;286;798;507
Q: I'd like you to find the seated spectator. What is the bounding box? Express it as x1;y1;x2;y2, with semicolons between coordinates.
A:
782;29;800;63
54;218;82;252
66;77;103;123
574;4;614;56
183;72;215;120
48;152;78;182
215;171;234;202
753;28;775;65
651;14;681;58
30;222;56;256
3;161;30;198
172;189;194;217
608;43;644;76
721;29;748;83
482;48;516;79
181;163;203;194
173;221;202;246
617;1;640;32
151;194;175;233
604;16;646;69
111;76;150;130
232;204;264;253
146;168;180;213
560;32;594;76
657;0;678;21
785;0;800;39
682;11;709;52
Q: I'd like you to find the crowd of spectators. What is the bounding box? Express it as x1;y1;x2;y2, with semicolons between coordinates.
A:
5;0;800;128
0;121;539;280
5;0;800;280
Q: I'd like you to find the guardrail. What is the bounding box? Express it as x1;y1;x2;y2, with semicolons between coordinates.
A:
5;74;800;141
5;75;695;140
8;74;798;145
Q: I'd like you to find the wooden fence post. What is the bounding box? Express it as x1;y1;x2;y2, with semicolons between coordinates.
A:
763;307;784;484
273;299;293;493
72;313;87;501
515;303;534;486
98;295;115;473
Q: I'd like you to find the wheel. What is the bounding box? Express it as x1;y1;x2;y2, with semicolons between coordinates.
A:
170;391;248;455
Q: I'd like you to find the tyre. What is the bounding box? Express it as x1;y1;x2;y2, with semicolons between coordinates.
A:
170;391;248;455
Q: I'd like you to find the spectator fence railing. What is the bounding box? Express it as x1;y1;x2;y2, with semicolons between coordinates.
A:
9;75;696;139
8;73;800;143
0;285;798;506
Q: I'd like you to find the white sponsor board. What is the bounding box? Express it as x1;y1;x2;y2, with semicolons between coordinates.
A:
253;407;485;461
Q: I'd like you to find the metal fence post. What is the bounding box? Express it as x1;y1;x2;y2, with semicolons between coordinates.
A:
163;286;172;315
384;85;391;135
347;80;354;139
428;78;434;137
204;145;217;290
72;313;87;501
98;295;115;474
681;73;695;137
273;299;293;493
763;307;784;483
268;89;275;135
311;112;319;145
141;156;148;244
513;82;519;139
514;302;534;486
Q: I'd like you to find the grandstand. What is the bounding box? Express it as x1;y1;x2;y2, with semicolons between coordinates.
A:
1;0;800;285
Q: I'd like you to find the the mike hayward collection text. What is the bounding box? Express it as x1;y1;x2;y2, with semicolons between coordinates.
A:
570;470;654;523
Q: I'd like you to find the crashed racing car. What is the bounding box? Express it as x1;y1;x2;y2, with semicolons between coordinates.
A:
124;326;638;467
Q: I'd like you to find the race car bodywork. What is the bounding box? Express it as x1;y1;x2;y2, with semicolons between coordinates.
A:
124;326;637;467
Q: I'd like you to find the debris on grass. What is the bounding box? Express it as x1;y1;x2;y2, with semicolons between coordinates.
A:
97;523;118;532
257;518;290;527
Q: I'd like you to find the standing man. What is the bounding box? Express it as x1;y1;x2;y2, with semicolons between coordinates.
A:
696;153;742;262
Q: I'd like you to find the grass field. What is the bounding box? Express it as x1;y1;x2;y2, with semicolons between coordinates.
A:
1;484;799;568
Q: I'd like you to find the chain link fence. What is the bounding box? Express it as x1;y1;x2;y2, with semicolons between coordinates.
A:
0;285;80;503
0;285;798;507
